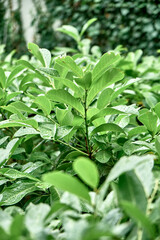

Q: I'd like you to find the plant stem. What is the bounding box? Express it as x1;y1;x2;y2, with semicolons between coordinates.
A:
84;90;91;158
146;179;159;215
54;138;88;156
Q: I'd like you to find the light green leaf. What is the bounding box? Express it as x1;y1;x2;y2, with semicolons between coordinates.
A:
57;25;80;42
0;138;21;167
107;155;155;183
56;56;83;78
92;52;121;82
155;136;160;156
97;88;113;109
95;150;111;163
6;65;25;88
154;102;160;118
128;126;147;138
39;48;51;67
0;68;6;89
0;180;37;206
90;123;124;136
80;18;97;37
90;107;123;122
10;101;36;114
1;105;26;120
73;157;99;189
138;111;158;135
25;203;50;239
56;108;73;126
121;201;155;238
87;68;124;106
28;43;45;66
75;72;92;90
0;168;40;182
34;95;51;116
0;119;38;129
43;171;90;202
46;89;84;115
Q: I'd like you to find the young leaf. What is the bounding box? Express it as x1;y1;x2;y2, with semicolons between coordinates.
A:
0;68;6;89
73;157;99;189
155;136;160;156
90;123;124;136
57;25;80;42
97;88;113;109
138;111;158;136
75;72;92;90
56;56;83;78
90;107;123;122
6;65;25;88
80;18;97;37
154;102;160;118
39;48;51;67
87;68;124;106
34;96;51;116
28;43;45;66
46;89;84;115
92;52;121;82
43;171;90;202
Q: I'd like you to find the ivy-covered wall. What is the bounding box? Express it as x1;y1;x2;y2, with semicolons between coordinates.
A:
1;0;160;55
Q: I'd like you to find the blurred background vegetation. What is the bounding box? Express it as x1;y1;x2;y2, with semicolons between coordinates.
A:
1;0;160;56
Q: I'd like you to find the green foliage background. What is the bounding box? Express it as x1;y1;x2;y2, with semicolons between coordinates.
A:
1;0;160;55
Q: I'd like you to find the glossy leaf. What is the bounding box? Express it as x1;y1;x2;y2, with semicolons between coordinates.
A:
90;123;124;136
46;89;84;115
73;157;99;189
43;171;90;202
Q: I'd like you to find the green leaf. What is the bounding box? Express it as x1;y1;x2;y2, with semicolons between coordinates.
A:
17;60;50;85
138;111;158;135
0;119;38;129
117;172;147;212
57;25;80;42
0;68;6;89
28;43;45;66
0;168;40;182
107;155;155;183
46;89;84;115
39;48;51;67
34;95;51;116
154;102;160;118
121;201;155;238
73;157;99;189
80;18;97;37
9;101;36;114
53;76;82;96
95;150;111;163
43;171;90;202
56;56;83;78
97;88;113;109
128;126;147;138
0;138;21;167
87;68;124;106
56;108;73;126
1;105;26;120
6;65;25;88
90;123;124;136
25;203;50;239
90;107;123;122
0;180;37;206
155;136;160;156
92;52;121;82
75;72;92;90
